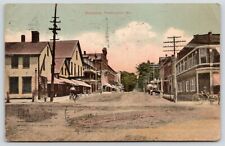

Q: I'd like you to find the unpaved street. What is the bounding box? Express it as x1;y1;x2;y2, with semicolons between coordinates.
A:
5;92;220;141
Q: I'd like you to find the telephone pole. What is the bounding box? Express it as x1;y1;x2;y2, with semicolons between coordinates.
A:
105;17;110;49
49;4;61;102
163;36;185;103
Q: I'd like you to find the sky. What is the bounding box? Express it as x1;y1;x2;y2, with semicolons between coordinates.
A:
4;4;220;72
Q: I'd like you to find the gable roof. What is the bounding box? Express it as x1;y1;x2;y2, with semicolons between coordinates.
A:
5;42;49;55
49;40;84;63
55;58;65;73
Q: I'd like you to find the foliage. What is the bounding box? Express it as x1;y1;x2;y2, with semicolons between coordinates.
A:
136;60;159;90
121;71;137;92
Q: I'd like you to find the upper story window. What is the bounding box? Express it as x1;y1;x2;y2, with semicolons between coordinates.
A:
78;65;80;76
76;51;78;60
23;56;30;68
11;56;19;68
71;62;73;75
193;51;198;65
200;48;208;64
47;47;49;56
61;67;64;75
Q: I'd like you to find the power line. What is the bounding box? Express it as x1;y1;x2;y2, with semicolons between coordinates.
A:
163;36;186;103
163;36;186;56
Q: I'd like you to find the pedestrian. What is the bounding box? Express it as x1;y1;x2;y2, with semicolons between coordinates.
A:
69;86;76;99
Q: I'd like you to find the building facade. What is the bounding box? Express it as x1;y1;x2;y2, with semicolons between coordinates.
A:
82;51;100;93
159;55;175;97
5;31;52;99
86;48;119;92
176;32;220;100
48;40;91;96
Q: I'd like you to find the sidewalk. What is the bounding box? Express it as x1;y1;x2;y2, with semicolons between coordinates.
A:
5;92;113;104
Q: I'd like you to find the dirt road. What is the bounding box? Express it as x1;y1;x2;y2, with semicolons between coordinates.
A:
5;92;220;141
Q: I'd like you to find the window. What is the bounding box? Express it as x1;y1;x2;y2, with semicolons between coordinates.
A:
80;67;82;76
78;65;80;76
76;51;78;60
193;51;198;65
22;77;32;93
9;77;19;94
74;64;76;76
182;81;186;93
71;63;73;75
184;58;187;70
23;56;30;68
65;67;67;76
178;82;182;93
190;78;196;91
61;67;64;75
43;59;45;71
47;47;49;56
186;80;190;92
200;48;208;64
11;56;18;68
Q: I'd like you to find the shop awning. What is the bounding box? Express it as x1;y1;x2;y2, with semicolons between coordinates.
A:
60;78;78;86
71;79;91;88
47;77;64;84
103;83;112;88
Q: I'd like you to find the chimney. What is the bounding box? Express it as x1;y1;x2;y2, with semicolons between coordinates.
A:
102;47;107;56
21;35;25;42
31;31;39;43
208;31;212;43
84;51;86;55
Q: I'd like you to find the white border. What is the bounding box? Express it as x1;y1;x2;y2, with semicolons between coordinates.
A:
0;0;224;146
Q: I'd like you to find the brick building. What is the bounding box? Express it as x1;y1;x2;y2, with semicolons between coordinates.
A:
86;48;119;92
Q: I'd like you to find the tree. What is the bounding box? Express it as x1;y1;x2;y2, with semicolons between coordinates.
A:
136;61;159;91
121;71;137;92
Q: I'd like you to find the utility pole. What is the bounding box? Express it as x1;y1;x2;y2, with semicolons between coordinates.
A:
105;17;110;49
163;36;185;103
49;4;61;102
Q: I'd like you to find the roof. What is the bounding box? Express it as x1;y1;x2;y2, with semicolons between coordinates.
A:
5;42;49;55
159;56;174;68
49;40;79;58
55;58;65;73
107;64;117;73
177;32;220;60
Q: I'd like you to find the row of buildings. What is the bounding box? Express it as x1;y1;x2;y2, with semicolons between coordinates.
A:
5;31;122;99
158;32;220;101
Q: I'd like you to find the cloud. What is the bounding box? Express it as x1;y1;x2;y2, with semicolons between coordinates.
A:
163;27;192;43
4;24;193;73
73;32;105;53
114;21;157;44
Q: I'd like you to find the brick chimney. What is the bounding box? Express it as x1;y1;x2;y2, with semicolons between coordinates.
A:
21;35;25;42
31;31;39;43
